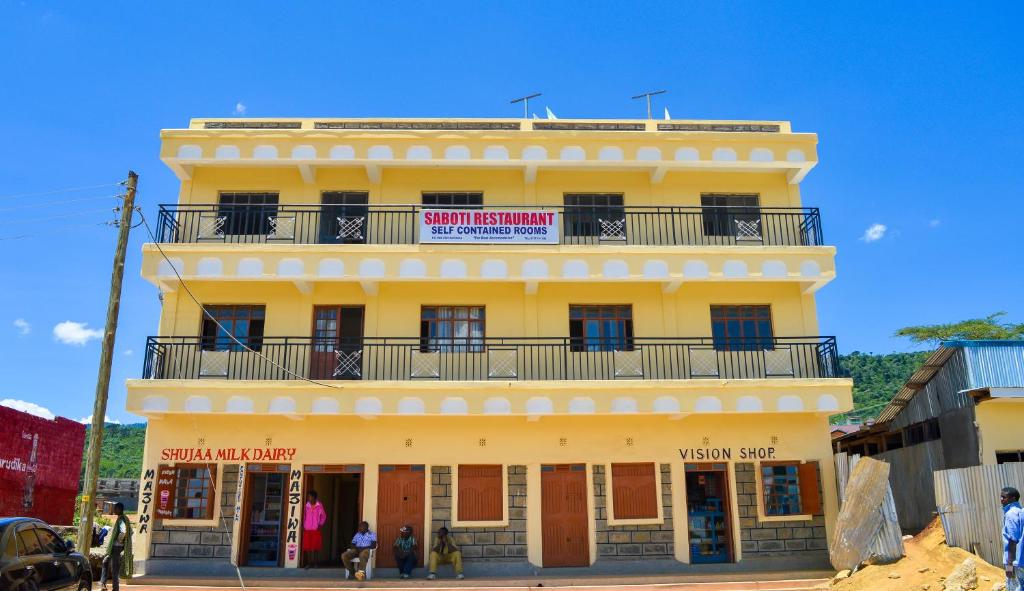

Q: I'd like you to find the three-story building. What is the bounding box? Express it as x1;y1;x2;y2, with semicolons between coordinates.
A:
128;116;851;576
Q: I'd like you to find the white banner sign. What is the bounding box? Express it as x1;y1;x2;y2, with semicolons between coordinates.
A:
419;209;559;244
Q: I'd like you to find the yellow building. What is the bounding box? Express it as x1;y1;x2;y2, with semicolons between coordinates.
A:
128;116;852;577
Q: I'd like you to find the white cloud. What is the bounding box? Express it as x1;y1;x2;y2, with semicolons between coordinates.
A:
860;223;887;242
78;414;121;425
929;219;941;228
13;318;30;335
124;349;134;356
53;320;104;346
233;101;246;116
1;398;55;420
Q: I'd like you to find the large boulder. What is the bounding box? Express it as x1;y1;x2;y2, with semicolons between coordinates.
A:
943;558;978;591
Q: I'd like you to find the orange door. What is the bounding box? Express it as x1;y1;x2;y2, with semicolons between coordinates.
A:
376;465;425;567
541;464;590;567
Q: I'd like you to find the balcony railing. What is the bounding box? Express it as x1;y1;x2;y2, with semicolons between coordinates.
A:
155;204;823;246
143;336;840;382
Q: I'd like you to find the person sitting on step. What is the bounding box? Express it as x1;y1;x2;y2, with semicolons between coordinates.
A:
393;525;418;579
427;527;464;580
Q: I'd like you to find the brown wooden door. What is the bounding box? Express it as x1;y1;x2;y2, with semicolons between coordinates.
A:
376;465;425;568
310;306;364;380
541;464;590;567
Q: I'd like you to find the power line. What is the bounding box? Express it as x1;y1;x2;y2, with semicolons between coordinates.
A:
0;182;122;201
0;194;120;213
135;209;346;391
0;220;112;242
0;206;115;225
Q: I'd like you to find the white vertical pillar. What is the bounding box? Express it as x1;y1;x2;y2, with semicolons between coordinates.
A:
283;465;304;568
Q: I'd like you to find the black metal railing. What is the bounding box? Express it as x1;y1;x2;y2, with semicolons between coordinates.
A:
155;204;823;246
143;336;840;382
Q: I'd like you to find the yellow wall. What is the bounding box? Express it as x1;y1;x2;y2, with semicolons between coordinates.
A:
158;281;817;339
975;400;1024;464
136;412;840;567
178;167;802;209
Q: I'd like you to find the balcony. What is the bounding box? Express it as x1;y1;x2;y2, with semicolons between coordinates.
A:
143;336;840;382
155;204;823;247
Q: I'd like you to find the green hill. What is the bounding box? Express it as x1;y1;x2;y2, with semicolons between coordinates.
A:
80;423;147;480
839;350;931;418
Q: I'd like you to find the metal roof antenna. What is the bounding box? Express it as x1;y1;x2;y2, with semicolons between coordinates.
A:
632;90;667;120
511;93;542;119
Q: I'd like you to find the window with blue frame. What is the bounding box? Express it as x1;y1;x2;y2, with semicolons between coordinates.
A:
569;305;634;352
710;305;774;351
200;305;266;352
760;463;802;516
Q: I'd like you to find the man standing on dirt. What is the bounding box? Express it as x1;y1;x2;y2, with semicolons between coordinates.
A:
1001;486;1024;590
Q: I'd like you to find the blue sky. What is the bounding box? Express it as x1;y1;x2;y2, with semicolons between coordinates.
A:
0;1;1021;424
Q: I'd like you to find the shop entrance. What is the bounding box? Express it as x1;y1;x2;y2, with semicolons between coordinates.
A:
376;465;425;568
239;464;289;567
303;465;364;567
684;463;733;564
540;464;589;567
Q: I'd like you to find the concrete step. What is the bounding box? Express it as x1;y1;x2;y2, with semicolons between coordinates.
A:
126;575;831;590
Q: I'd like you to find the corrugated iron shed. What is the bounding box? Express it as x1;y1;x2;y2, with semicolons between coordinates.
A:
875;340;1024;424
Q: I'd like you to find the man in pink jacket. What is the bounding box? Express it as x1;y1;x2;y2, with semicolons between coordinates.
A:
302;490;328;568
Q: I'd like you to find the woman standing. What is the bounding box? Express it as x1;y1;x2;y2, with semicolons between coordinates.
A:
302;490;327;568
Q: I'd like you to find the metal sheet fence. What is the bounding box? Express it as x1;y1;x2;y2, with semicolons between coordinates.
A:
934;463;1024;565
156;204;823;247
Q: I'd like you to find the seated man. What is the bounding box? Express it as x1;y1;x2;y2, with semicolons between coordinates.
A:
427;527;464;580
341;521;377;577
392;525;418;579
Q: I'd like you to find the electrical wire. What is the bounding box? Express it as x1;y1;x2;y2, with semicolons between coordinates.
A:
135;208;345;391
0;208;115;226
0;220;113;242
0;194;121;213
0;182;123;201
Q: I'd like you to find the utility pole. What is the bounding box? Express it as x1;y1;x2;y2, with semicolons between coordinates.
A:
77;170;137;553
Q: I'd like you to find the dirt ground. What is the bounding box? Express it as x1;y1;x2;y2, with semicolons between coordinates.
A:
827;518;1006;591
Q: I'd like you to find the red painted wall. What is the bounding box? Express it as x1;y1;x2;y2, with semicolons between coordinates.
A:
0;406;86;525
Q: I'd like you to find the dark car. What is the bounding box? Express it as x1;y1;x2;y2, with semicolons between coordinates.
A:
0;518;91;591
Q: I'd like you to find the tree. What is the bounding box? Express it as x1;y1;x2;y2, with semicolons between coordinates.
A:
895;312;1024;345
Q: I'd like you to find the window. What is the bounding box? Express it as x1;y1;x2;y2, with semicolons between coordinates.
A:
701;194;761;238
422;192;483;208
760;461;822;517
457;465;503;522
997;451;1024;464
710;305;774;351
16;528;42;556
156;464;217;520
420;306;485;352
2;528;15;559
569;305;634;352
321;191;369;244
884;432;904;451
610;463;658;520
218;192;279;235
563;193;625;238
201;305;265;352
33;527;66;554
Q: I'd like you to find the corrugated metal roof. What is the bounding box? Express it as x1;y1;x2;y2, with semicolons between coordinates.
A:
875;346;957;423
875;340;1024;424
